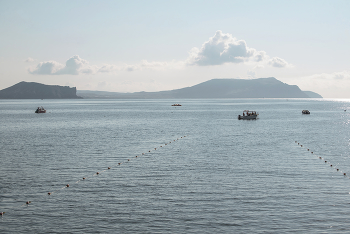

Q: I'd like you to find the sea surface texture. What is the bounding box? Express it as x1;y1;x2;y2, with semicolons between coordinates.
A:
1;99;350;233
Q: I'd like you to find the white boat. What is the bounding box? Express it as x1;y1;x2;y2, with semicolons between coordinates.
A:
238;110;258;120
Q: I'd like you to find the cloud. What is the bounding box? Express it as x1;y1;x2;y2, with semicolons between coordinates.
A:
28;56;176;75
29;55;89;75
55;55;88;75
24;57;35;62
28;60;64;74
268;57;291;68
187;30;267;66
187;30;292;69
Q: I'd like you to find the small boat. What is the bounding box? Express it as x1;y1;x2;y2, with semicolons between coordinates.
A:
35;106;46;113
238;110;258;120
171;104;182;106
302;110;310;114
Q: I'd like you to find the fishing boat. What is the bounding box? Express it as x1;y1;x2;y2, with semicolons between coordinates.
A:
35;106;46;113
238;110;258;120
302;110;310;114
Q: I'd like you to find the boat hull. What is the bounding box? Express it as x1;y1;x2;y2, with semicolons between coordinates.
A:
238;115;258;120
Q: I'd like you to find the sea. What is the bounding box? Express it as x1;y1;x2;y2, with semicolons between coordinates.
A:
1;98;350;233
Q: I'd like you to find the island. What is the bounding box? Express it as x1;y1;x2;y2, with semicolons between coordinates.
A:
0;81;82;99
77;78;323;99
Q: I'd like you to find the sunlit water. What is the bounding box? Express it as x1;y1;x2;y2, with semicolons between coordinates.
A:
1;99;350;233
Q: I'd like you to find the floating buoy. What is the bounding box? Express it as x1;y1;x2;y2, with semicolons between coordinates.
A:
148;151;151;152
330;165;333;167
319;157;322;159
0;212;4;216
325;161;327;163
154;148;156;150
96;172;99;175
66;184;70;187
298;143;300;145
26;201;31;204
311;152;313;154
307;149;309;151
301;145;303;147
128;159;130;161
344;173;347;176
136;156;138;158
337;169;339;171
118;163;121;165
108;167;111;169
83;177;86;180
142;153;145;155
48;192;51;195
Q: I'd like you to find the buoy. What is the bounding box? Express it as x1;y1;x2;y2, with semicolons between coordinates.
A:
298;143;300;145
128;159;130;161
330;165;333;167
48;192;51;195
301;145;303;147
325;161;327;163
0;212;4;216
295;141;297;143
307;149;309;151
136;156;138;158
148;151;151;152
66;184;70;187
319;157;322;159
118;163;121;165
311;152;313;154
142;153;145;155
26;201;31;204
337;169;339;171
96;172;99;175
344;173;347;176
83;177;86;180
154;148;156;150
108;167;111;169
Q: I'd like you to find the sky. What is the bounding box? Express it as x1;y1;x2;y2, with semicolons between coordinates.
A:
1;0;350;98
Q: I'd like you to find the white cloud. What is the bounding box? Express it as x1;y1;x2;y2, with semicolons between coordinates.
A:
187;30;268;66
55;55;88;75
28;60;64;74
268;57;291;68
187;30;292;69
29;55;89;75
296;70;350;98
24;57;35;62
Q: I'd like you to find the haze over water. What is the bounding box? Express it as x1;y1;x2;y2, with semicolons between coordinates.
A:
1;98;350;233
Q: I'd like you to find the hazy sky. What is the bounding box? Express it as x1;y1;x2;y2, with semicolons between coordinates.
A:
1;0;350;98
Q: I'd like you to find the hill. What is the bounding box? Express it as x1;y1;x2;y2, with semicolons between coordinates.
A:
77;78;322;99
0;81;82;99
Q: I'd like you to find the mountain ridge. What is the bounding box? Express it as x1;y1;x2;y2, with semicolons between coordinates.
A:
0;81;82;99
0;78;323;99
78;77;323;99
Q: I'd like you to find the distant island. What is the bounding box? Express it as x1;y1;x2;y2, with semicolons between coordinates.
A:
77;78;322;99
0;78;322;99
0;81;82;99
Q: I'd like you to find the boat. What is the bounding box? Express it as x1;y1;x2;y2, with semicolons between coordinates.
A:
171;104;182;106
302;110;310;114
238;110;258;120
35;106;46;113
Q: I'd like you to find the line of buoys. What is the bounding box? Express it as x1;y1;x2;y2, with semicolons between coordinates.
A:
295;141;349;179
0;135;188;217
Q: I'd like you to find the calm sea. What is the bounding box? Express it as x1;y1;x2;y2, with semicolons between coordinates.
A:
1;99;350;233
